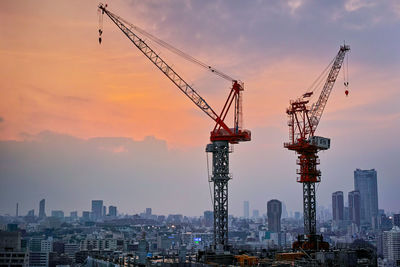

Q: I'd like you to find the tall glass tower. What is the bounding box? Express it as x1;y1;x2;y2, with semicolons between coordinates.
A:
354;169;378;227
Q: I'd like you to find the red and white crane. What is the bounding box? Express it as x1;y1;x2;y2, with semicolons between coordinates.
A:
98;3;251;251
284;44;350;251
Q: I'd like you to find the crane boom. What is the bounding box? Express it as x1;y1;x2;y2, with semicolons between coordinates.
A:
308;45;350;134
99;5;219;122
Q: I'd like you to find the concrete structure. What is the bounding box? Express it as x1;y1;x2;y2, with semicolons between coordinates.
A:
354;168;378;227
383;226;400;263
348;190;361;226
243;201;249;219
267;199;282;232
40;240;52;253
80;239;117;251
332;191;344;222
39;199;46;219
91;200;103;220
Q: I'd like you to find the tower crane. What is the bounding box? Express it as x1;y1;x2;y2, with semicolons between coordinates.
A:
97;4;251;251
284;44;350;251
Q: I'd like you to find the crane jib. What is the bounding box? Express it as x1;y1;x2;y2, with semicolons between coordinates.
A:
102;6;221;121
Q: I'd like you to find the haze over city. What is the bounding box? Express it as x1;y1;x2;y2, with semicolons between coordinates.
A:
0;0;399;218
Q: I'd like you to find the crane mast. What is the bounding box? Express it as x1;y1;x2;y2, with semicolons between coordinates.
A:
284;45;350;251
98;4;251;252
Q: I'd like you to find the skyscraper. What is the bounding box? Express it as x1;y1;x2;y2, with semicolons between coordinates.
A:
354;169;378;226
332;191;344;222
91;200;103;220
243;201;249;219
267;199;282;232
348;190;361;226
39;199;46;219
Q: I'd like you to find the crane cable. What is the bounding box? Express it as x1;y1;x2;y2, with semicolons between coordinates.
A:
303;56;335;101
206;152;214;207
99;8;235;82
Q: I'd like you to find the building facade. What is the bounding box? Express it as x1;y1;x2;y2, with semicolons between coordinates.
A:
383;226;400;262
332;191;344;222
267;199;282;232
354;169;378;227
243;201;249;219
91;200;103;220
348;190;361;227
39;199;46;219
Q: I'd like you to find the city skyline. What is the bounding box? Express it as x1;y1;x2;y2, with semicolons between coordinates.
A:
1;1;399;216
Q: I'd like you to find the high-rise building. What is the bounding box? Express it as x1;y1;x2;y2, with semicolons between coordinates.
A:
91;200;103;220
27;210;35;217
354;169;378;226
267;199;282;232
348;190;361;226
383;226;400;262
204;211;213;227
51;210;64;219
146;208;152;216
394;214;400;228
332;191;344;222
82;211;90;221
243;201;249;219
108;206;117;217
39;199;46;219
252;209;259;219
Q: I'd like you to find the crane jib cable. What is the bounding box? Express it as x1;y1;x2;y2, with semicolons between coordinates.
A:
101;7;236;82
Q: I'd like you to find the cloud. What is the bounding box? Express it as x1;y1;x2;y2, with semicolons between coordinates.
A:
345;0;376;12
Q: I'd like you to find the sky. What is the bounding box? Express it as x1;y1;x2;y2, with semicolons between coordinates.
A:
0;0;399;217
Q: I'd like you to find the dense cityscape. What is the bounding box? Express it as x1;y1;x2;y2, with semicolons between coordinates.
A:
1;168;399;266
